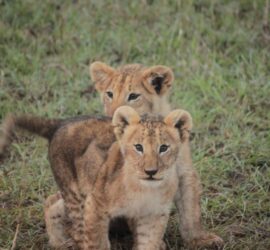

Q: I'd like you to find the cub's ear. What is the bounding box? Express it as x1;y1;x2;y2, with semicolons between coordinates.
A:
164;109;192;141
142;65;174;96
112;106;140;139
90;61;115;92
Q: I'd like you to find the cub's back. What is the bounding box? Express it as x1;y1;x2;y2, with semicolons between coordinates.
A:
48;116;115;191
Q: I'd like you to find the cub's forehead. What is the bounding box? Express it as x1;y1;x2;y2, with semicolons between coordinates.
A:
138;114;167;136
117;64;145;75
125;115;178;144
111;64;146;88
140;113;164;123
134;114;179;142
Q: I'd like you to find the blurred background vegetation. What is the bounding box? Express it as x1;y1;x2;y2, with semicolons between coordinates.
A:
0;0;269;249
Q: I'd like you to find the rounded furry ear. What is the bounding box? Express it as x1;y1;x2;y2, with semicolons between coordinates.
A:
142;65;174;96
112;106;140;139
89;61;115;91
164;109;192;141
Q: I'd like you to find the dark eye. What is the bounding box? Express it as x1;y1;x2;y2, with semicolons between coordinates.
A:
134;144;143;153
159;145;169;153
128;93;141;101
106;91;113;98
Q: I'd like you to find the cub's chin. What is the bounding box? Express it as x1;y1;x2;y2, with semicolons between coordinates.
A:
139;177;164;187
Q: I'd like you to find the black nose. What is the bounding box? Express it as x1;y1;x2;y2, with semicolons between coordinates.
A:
145;169;158;177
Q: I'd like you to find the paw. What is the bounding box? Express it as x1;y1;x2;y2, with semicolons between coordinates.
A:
44;191;62;208
187;232;224;249
44;192;64;221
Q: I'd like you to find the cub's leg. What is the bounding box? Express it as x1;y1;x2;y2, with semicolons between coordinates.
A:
127;218;165;250
132;214;169;250
175;145;224;248
84;194;110;250
49;171;85;247
44;192;74;248
63;186;85;249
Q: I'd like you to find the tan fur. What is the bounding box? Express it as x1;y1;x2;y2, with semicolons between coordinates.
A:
0;61;223;249
82;107;191;250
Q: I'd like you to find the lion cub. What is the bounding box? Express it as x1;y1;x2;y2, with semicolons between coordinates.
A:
44;63;222;249
82;106;192;250
0;62;175;247
0;62;223;248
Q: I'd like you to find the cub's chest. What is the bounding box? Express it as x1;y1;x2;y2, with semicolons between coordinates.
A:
111;186;174;218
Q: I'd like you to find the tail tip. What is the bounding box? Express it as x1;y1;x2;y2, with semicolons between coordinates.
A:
0;113;16;160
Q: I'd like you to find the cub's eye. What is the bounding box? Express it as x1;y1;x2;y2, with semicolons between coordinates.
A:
134;144;143;153
159;144;169;154
128;93;141;101
106;91;113;99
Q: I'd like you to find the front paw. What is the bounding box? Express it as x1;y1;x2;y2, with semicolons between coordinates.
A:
44;191;62;208
187;232;224;249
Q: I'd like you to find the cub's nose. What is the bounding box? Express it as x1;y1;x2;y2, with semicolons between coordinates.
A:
144;169;158;177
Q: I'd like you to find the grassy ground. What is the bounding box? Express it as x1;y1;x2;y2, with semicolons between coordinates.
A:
0;0;270;249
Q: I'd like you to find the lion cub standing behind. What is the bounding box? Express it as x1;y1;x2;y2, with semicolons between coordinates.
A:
82;106;192;250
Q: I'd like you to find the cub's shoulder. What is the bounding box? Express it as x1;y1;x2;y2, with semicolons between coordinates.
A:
49;115;114;155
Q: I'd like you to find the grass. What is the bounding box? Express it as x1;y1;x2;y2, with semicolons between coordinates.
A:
0;0;269;249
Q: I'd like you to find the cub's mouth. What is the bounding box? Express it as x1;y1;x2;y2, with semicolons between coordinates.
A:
141;177;163;181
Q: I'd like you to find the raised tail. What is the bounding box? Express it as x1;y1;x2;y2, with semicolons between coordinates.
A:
0;114;62;159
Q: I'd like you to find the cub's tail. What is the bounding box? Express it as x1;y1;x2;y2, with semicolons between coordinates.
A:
0;114;62;160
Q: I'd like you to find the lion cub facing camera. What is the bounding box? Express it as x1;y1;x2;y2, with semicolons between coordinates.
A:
82;106;192;250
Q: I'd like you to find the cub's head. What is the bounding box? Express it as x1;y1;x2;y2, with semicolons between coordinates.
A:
113;106;192;185
90;62;174;116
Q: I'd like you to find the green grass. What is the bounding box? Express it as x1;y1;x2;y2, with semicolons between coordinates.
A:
0;0;269;249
